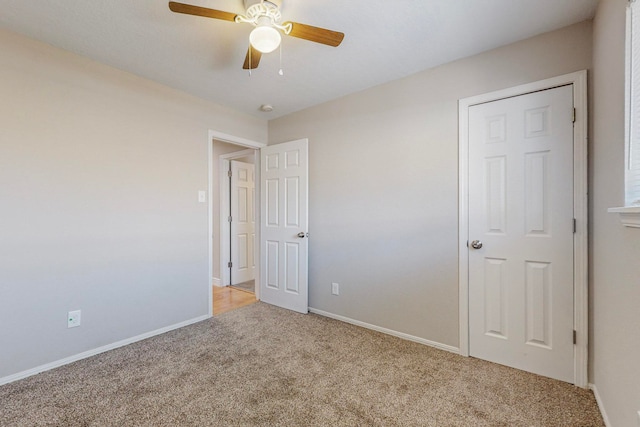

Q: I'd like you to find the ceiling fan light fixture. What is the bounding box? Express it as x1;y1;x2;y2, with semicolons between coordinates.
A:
250;24;281;53
169;1;345;71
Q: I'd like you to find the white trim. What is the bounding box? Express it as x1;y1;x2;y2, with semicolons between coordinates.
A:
208;130;266;149
212;277;222;286
589;384;612;427
208;135;214;316
0;314;210;386
573;70;590;389
626;3;632;174
608;206;640;227
458;104;470;357
625;2;640;207
309;308;461;355
458;70;589;388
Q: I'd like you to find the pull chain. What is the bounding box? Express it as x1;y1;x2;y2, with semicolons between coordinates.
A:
278;43;284;76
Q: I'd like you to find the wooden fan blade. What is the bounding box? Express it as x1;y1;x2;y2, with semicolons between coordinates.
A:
284;22;344;47
242;45;262;70
168;1;237;22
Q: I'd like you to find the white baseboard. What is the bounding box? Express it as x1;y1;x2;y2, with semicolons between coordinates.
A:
0;314;211;387
589;383;612;427
212;277;221;286
309;308;460;355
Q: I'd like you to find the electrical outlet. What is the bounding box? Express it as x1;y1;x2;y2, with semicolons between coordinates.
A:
67;310;81;328
198;191;206;203
331;282;339;296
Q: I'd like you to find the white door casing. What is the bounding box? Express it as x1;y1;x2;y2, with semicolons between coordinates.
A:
209;131;264;316
467;85;574;383
260;139;309;314
230;160;256;285
459;72;588;388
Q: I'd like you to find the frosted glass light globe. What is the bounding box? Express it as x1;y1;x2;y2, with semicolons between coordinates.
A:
250;25;281;53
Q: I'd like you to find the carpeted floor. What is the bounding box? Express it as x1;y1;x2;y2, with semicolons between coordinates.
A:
0;303;604;426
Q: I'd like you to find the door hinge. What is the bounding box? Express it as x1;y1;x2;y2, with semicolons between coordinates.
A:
573;218;577;233
573;330;577;345
228;216;232;223
228;261;232;268
572;108;576;123
228;170;232;177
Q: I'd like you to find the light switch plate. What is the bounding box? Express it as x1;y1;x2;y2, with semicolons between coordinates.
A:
198;191;206;203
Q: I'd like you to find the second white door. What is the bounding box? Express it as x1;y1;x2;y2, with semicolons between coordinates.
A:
468;85;575;383
230;160;255;285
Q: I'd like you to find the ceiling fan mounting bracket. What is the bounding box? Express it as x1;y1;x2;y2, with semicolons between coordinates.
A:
244;3;281;22
236;0;291;33
243;0;282;10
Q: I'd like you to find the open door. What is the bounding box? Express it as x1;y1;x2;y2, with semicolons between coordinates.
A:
260;139;309;314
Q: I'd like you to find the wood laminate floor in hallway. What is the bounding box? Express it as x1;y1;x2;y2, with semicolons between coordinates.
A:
213;285;257;315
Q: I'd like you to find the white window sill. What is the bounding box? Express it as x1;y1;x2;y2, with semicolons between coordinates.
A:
608;206;640;228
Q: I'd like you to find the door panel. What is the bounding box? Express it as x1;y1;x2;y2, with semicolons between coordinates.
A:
484;257;507;339
260;139;308;314
468;85;574;383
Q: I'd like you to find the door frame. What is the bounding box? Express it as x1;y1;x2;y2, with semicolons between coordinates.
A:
457;71;588;387
208;130;266;317
219;151;256;289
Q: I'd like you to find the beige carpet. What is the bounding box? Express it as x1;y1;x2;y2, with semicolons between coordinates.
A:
0;303;603;426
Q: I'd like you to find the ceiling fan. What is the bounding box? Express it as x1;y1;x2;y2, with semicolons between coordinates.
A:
168;0;345;70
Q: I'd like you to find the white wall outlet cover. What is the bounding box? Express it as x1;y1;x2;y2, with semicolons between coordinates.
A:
198;190;206;203
67;310;81;328
331;282;339;295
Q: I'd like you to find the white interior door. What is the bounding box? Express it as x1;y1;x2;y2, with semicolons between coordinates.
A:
468;85;575;382
260;139;308;314
230;160;255;285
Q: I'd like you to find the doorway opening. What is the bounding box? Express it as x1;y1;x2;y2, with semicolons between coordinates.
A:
208;131;265;316
207;133;310;316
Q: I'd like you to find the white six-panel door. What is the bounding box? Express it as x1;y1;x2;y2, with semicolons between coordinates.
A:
230;160;255;285
260;139;309;314
468;85;574;382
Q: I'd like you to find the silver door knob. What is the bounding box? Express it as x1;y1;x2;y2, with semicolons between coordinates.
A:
471;240;483;249
297;232;308;238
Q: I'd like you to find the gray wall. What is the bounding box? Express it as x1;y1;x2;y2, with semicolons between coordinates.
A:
592;1;640;425
0;29;266;379
269;21;592;348
5;12;639;423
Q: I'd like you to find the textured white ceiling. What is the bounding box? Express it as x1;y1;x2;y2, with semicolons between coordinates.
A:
0;0;598;119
